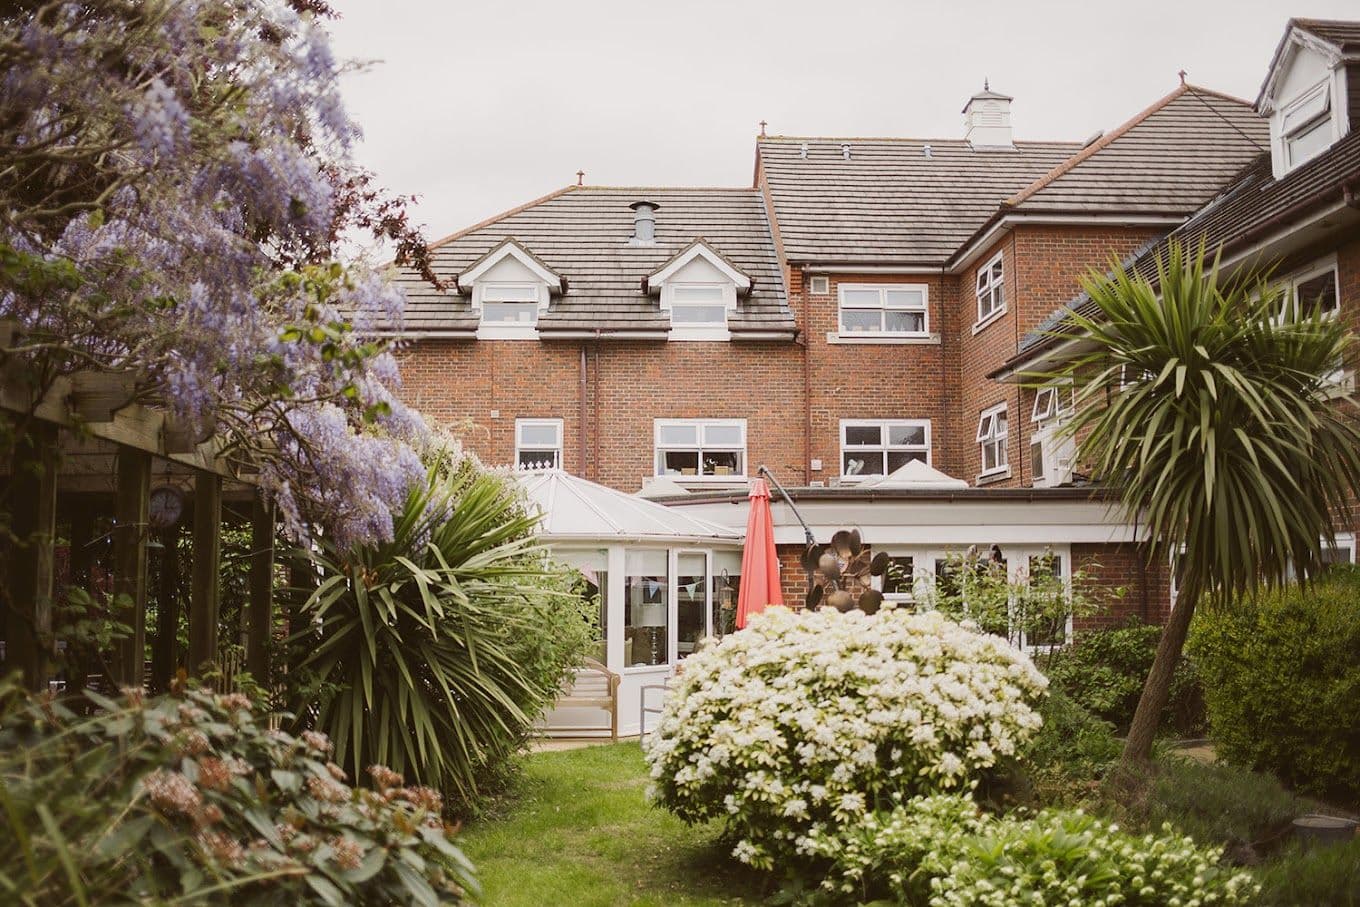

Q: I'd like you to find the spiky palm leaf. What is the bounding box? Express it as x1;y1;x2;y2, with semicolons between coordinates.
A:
1035;239;1360;760
289;452;590;811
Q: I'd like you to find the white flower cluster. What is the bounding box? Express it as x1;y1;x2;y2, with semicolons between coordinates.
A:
642;606;1049;869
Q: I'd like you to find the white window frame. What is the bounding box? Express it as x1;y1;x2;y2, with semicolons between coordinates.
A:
974;251;1006;328
514;418;563;471
1280;79;1335;172
653;419;747;481
976;403;1009;479
839;419;932;482
662;282;734;340
1284;256;1340;321
474;282;548;339
836;283;930;339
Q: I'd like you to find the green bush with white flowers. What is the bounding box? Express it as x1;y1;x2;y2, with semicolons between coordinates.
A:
642;606;1050;871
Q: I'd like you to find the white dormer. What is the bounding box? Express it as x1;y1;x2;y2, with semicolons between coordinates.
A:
962;82;1015;150
645;239;751;341
1257;23;1354;179
457;239;563;340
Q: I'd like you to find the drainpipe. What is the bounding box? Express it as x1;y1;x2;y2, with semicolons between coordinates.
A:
800;266;812;484
757;464;816;547
578;342;588;476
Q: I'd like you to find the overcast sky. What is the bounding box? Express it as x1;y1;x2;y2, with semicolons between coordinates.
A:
326;1;1356;244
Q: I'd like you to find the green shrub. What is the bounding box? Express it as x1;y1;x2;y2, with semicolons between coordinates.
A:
291;449;594;816
1190;566;1360;802
1254;837;1360;906
0;683;477;905
1043;621;1205;735
803;794;1258;905
1117;757;1314;849
1023;691;1122;803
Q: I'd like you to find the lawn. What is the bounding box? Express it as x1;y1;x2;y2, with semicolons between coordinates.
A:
459;743;765;906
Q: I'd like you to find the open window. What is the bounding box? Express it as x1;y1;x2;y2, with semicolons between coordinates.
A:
976;404;1008;478
975;251;1005;326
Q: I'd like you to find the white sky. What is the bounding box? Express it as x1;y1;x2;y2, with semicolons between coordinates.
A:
326;0;1357;243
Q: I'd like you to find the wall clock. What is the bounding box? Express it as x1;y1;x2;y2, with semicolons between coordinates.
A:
148;485;185;529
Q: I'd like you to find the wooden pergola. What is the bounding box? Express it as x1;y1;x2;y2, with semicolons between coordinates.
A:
1;366;278;694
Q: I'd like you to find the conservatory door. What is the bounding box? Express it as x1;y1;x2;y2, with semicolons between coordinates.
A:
675;550;711;660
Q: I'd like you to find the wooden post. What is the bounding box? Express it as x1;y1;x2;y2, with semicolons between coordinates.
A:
188;473;221;675
245;497;274;684
151;526;178;692
112;448;150;687
4;422;59;690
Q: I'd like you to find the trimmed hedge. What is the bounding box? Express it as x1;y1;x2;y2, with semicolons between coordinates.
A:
1042;621;1205;736
1190;565;1360;802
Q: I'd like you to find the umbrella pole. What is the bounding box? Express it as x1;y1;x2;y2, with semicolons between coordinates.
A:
756;465;815;547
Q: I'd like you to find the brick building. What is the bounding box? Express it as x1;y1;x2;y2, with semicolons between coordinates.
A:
388;18;1360;659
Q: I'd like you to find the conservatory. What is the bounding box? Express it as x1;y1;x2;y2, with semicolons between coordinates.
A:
514;470;743;737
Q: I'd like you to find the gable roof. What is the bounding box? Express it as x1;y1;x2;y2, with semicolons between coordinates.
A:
390;186;794;337
1256;18;1360;111
645;237;751;292
457;237;563;291
996;127;1360;374
756;136;1080;266
1002;84;1268;217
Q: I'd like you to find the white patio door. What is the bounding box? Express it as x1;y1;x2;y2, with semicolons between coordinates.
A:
674;550;711;661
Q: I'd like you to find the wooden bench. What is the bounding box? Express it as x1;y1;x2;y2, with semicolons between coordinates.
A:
549;658;621;741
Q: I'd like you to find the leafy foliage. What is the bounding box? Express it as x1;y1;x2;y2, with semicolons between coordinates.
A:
645;607;1049;872
1254;838;1360;907
1043;622;1205;735
290;449;593;815
1022;691;1122;804
0;683;476;906
1190;566;1360;801
914;551;1110;650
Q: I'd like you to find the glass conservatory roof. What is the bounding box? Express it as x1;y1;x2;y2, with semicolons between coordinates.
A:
514;469;742;544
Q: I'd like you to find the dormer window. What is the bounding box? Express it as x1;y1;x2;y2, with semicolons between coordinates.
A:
1281;81;1333;171
647;238;749;342
458;238;562;340
480;284;542;325
1258;25;1351;179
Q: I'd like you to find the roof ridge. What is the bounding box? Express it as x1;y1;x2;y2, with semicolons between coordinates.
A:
569;185;757;192
425;184;579;253
1004;84;1192;208
760;134;1080;146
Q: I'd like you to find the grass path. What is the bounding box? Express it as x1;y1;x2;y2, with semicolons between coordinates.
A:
459;743;766;906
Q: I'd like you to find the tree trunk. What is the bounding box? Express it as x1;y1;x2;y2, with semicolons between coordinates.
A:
1121;592;1197;764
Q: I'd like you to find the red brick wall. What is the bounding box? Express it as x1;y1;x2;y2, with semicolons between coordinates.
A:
1072;542;1170;631
397;338;805;491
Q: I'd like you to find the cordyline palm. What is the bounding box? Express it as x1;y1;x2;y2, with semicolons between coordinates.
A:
1035;240;1360;764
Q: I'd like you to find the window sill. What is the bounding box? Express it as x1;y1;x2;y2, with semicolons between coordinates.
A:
476;325;540;340
971;308;1007;335
825;331;940;345
668;328;732;342
975;467;1011;486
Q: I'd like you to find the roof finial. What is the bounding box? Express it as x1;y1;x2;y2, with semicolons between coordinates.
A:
576;169;584;186
759;119;767;137
1178;69;1187;85
984;77;989;91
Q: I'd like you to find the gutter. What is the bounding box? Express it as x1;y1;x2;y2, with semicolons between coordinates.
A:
655;485;1119;505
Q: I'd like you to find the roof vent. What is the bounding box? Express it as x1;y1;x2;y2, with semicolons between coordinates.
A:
840;142;851;160
1081;130;1104;149
962;80;1015;150
799;142;808;159
628;200;658;245
922;143;933;159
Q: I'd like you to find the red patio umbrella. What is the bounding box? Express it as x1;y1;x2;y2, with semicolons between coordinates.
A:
736;477;784;629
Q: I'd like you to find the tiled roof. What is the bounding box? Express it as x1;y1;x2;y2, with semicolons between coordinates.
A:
756;137;1080;265
1002;85;1269;216
391;186;793;336
1002;128;1360;369
1291;18;1360;51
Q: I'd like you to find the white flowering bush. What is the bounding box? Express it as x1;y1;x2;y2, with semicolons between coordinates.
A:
805;794;1257;905
643;606;1048;870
